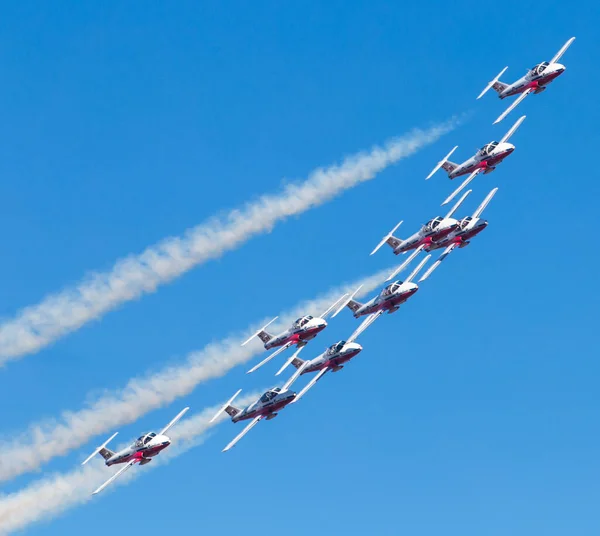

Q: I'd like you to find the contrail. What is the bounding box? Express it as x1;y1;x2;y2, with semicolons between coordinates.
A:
0;267;392;483
0;119;457;364
0;395;259;535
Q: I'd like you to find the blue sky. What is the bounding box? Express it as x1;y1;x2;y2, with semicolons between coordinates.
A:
0;1;599;534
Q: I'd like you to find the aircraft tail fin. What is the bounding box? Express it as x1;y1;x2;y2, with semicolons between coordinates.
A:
441;160;458;174
210;389;243;423
477;66;509;99
81;432;118;465
290;357;306;370
275;346;306;376
98;447;115;462
241;317;278;346
332;286;364;318
370;221;404;255
426;146;459;180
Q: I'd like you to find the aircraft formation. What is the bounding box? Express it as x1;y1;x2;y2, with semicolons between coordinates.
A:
82;37;575;494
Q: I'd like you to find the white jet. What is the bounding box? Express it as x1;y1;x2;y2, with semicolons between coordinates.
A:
332;254;430;320
370;189;472;271
426;115;524;206
478;37;575;124
243;294;348;374
81;407;190;495
419;187;498;281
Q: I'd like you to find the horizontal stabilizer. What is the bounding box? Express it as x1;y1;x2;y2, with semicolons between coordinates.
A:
332;285;363;318
426;146;458;180
275;345;305;377
210;389;242;423
477;66;508;99
81;432;119;466
241;317;279;347
370;221;403;255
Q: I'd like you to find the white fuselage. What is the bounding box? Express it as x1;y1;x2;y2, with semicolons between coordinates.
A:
304;342;363;373
233;389;297;422
395;217;459;253
426;216;488;250
265;317;328;350
356;282;419;317
500;62;566;98
449;143;515;179
106;434;171;466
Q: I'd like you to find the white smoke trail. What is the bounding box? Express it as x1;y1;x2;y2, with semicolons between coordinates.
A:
0;395;259;535
0;119;457;363
0;267;392;483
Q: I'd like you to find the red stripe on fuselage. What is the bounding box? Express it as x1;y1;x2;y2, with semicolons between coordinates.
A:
240;398;294;421
266;325;326;349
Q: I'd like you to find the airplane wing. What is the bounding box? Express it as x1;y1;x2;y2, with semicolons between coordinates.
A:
281;359;311;391
385;244;425;282
499;115;526;144
320;293;349;319
92;460;136;495
158;407;190;436
404;254;431;284
291;367;329;404
442;169;481;206
477;67;508;99
332;285;363;318
275;343;308;376
347;311;383;343
426;146;458;180
418;244;458;282
494;88;532;124
246;342;294;374
550;37;575;64
443;189;472;219
472;188;498;219
222;416;262;452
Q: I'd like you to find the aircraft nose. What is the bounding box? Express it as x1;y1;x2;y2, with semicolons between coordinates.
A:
555;63;566;72
349;342;363;353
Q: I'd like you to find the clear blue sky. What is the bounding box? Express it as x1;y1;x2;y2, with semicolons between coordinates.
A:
1;1;599;534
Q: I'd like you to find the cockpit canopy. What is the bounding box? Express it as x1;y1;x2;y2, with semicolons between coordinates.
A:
381;282;401;296
478;141;498;156
460;216;472;229
326;341;346;356
530;61;549;76
135;432;157;447
424;216;443;230
292;315;313;328
260;388;280;403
